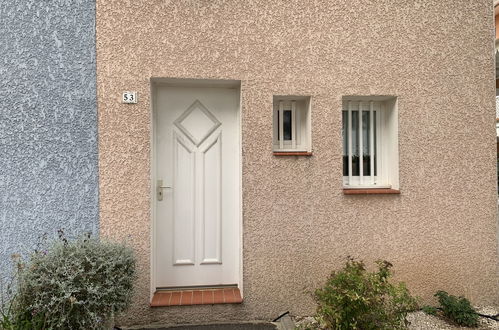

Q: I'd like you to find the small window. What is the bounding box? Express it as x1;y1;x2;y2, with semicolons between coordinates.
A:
342;97;399;189
273;96;311;152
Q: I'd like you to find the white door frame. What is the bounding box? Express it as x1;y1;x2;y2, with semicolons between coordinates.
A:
149;78;242;297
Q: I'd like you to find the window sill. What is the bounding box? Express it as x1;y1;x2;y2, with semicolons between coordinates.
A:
273;151;312;156
343;188;400;195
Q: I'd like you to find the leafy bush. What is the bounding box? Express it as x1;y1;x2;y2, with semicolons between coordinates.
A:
434;291;478;327
5;233;136;330
314;258;418;330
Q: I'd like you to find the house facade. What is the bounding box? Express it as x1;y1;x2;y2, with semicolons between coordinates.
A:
2;0;499;327
97;0;498;325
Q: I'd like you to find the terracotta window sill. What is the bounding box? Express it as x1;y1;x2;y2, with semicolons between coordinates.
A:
343;188;400;195
273;151;312;156
150;287;242;307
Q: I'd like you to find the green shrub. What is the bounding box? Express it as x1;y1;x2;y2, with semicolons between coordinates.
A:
434;291;478;327
8;233;136;330
314;258;418;330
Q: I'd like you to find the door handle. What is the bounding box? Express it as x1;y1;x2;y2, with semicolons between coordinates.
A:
157;180;172;201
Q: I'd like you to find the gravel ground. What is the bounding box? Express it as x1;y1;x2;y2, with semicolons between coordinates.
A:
407;307;499;330
125;323;276;330
295;307;499;329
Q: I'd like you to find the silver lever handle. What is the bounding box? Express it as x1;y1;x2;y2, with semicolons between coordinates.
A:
157;180;172;201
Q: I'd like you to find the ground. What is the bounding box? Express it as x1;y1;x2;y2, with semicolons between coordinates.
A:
294;307;499;330
407;307;499;330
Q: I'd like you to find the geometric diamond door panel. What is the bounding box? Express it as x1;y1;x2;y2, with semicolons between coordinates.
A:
174;100;221;147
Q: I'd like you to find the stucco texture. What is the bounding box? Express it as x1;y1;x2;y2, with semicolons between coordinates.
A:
0;0;98;279
96;0;499;326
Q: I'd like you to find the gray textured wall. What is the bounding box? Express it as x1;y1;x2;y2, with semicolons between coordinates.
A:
0;0;98;279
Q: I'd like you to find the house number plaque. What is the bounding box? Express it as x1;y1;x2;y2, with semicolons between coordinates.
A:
122;91;137;104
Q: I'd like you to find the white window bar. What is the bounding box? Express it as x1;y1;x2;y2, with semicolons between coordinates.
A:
369;101;375;185
374;103;384;184
347;101;352;185
279;101;284;150
359;102;363;185
291;101;296;149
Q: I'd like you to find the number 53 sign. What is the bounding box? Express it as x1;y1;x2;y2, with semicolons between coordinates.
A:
122;91;137;104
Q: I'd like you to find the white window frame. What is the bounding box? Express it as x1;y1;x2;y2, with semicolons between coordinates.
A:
273;96;311;152
342;97;399;189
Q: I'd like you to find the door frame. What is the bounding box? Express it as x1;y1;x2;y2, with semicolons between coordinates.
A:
149;78;243;298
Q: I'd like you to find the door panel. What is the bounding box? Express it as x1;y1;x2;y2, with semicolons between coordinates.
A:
173;133;195;265
200;134;222;264
154;85;240;288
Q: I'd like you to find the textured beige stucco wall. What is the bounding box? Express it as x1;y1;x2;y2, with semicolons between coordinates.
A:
96;0;499;326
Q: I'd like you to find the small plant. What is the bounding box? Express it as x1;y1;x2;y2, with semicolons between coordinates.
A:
6;232;136;329
314;257;418;330
434;291;478;327
0;255;45;330
421;305;438;316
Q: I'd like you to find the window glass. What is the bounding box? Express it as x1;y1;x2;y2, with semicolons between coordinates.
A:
342;110;376;177
277;110;293;141
342;111;348;176
283;110;292;140
362;111;376;176
351;110;359;176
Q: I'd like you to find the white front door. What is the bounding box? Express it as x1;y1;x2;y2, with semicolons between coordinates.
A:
154;85;240;288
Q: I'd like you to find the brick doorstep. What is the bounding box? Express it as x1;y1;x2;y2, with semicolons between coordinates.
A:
150;288;242;307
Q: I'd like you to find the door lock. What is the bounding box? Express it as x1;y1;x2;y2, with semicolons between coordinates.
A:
157;180;172;201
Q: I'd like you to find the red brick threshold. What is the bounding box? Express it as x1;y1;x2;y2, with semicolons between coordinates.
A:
151;287;242;307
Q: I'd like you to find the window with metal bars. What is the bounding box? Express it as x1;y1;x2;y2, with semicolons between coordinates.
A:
342;97;399;189
273;96;311;152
